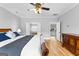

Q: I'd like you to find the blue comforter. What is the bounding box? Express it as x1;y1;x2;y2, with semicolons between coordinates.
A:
0;33;11;42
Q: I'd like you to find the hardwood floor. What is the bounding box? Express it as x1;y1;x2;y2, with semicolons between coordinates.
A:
44;37;74;56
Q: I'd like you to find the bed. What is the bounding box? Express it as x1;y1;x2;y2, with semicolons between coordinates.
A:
0;28;11;32
20;34;41;56
0;28;11;42
0;28;25;47
0;28;41;56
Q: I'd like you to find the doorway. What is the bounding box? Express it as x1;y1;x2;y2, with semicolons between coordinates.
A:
30;23;40;35
50;24;56;37
50;22;60;41
26;22;41;35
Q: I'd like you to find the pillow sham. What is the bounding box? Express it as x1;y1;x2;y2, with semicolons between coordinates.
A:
5;31;16;39
13;32;20;37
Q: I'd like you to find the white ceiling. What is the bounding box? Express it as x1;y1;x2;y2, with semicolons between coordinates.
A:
0;3;78;18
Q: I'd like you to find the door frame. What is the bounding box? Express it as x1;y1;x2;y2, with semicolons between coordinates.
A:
49;22;60;41
26;22;41;35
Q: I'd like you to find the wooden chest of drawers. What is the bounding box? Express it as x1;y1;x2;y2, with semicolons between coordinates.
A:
62;33;79;55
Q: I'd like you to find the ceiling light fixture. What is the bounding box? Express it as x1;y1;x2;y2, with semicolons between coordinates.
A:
29;3;50;14
34;3;42;14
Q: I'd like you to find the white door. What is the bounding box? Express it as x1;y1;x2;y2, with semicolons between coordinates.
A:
56;22;60;41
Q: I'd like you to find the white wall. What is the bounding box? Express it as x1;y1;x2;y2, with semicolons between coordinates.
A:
59;5;79;34
20;18;58;37
0;7;20;31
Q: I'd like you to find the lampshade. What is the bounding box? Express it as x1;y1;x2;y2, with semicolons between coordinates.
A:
17;29;21;33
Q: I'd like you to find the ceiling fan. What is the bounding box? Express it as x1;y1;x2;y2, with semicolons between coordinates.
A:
28;3;50;14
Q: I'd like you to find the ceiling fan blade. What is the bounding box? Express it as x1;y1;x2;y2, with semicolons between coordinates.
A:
42;7;50;10
30;3;35;6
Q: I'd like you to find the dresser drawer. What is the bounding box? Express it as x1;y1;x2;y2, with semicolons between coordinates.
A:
69;46;75;54
76;50;79;55
69;37;75;47
76;40;79;49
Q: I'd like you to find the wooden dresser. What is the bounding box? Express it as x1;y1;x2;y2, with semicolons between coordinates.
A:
62;33;79;55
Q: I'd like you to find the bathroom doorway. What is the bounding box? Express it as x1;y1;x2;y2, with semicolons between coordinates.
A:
50;22;60;41
50;24;56;37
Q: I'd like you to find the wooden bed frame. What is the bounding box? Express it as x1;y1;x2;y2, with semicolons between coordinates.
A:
0;28;11;32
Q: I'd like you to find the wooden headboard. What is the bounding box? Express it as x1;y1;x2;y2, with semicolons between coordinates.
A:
0;28;11;32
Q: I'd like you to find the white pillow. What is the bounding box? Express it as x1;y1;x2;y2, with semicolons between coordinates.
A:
5;31;16;39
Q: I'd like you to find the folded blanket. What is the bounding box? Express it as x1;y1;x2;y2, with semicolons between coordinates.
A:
41;42;49;56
